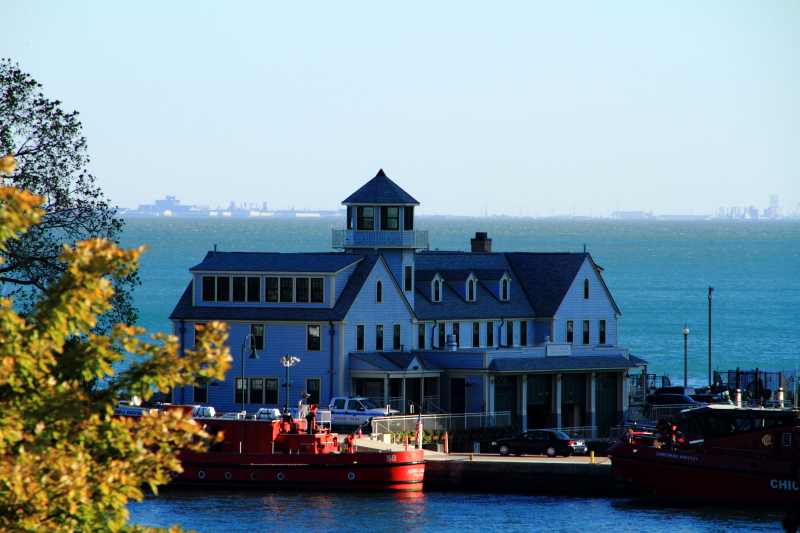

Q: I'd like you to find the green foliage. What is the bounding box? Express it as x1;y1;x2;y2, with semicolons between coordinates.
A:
0;59;139;333
0;180;232;532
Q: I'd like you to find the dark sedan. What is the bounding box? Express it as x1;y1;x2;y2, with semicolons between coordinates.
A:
491;429;587;457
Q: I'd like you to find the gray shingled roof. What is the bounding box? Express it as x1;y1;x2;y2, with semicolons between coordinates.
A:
414;276;534;320
350;352;442;371
413;252;529;320
506;252;621;317
341;169;420;205
489;355;642;372
189;252;362;273
170;253;380;322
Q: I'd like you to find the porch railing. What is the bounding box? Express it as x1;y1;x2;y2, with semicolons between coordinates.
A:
371;411;513;434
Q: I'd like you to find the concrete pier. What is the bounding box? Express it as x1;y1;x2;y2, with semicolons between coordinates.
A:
356;436;632;496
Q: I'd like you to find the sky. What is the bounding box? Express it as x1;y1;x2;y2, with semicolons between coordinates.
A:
4;2;799;217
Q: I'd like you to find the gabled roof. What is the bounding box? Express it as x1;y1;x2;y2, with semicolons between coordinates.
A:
170;253;380;322
414;276;534;320
413;251;533;320
341;169;420;205
189;252;362;273
505;253;587;316
350;352;441;371
506;252;621;317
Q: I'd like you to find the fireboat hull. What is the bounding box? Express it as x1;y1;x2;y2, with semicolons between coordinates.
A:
172;449;426;491
608;439;800;504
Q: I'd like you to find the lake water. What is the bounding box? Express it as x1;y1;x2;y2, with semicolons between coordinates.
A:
119;217;799;531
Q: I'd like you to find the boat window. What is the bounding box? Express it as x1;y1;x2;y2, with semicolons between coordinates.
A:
783;433;792;447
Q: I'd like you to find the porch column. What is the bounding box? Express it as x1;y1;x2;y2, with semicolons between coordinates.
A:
554;373;562;429
589;372;597;440
401;377;407;414
521;375;528;430
384;377;390;410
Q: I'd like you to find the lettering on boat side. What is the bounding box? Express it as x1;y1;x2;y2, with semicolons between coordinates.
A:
654;451;698;462
771;479;800;491
762;434;773;447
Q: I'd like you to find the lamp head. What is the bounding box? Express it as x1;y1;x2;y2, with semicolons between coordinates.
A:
682;325;690;336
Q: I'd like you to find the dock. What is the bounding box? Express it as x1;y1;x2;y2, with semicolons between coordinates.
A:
355;436;632;496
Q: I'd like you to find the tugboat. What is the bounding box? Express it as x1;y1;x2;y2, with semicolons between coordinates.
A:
608;404;800;503
116;403;425;491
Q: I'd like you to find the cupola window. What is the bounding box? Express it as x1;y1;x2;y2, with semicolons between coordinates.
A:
381;206;399;230
376;280;383;303
501;279;509;301
433;279;441;302
468;279;475;301
357;207;374;230
584;278;590;299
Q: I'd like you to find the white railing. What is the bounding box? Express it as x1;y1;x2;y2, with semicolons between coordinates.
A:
371;411;513;434
332;229;429;249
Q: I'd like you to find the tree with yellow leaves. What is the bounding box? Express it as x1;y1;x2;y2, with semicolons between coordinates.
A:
0;155;232;532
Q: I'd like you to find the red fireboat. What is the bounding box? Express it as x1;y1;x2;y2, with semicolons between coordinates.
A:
608;404;800;504
117;403;425;492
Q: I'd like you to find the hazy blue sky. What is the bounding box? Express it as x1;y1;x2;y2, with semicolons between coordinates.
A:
5;2;799;216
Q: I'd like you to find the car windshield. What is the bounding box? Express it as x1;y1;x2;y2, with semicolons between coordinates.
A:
360;399;378;409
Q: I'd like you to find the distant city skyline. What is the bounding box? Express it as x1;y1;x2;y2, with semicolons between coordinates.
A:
127;192;795;219
5;2;799;217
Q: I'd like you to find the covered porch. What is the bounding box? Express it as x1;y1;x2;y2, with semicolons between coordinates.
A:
349;352;443;414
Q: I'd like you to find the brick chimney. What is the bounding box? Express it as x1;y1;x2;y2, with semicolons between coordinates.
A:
470;232;492;252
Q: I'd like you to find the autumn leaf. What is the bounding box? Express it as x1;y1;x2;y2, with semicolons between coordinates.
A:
0;153;17;176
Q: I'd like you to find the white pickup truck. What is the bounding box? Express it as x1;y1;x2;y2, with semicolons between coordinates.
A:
322;396;399;428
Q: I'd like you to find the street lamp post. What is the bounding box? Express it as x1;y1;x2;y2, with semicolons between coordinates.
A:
241;333;259;413
280;354;301;417
682;325;690;387
708;286;714;388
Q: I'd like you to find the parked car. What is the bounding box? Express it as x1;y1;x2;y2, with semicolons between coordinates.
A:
490;429;587;457
645;393;704;406
653;386;697;396
318;397;399;428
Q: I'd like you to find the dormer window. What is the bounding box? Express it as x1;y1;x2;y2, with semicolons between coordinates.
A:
584;278;590;299
467;279;475;302
433;279;441;302
501;279;509;301
376;280;383;303
357;207;374;230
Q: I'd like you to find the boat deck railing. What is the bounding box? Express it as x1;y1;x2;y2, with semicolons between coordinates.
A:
644;403;708;422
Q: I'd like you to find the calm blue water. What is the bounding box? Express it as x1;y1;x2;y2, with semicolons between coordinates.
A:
129;490;785;532
120;217;800;531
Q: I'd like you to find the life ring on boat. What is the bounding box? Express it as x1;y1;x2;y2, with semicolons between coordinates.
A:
277;473;285;481
225;472;232;480
198;471;205;479
348;473;355;480
251;472;257;480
